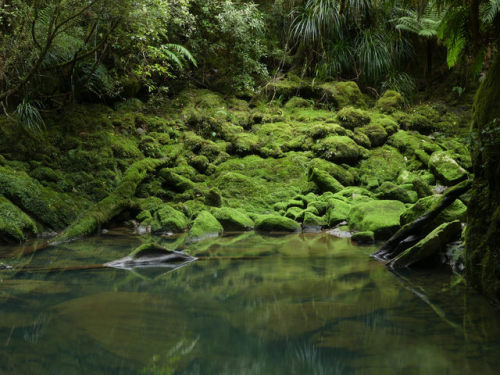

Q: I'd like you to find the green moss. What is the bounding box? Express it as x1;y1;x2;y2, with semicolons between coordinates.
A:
155;205;189;233
312;135;367;165
110;133;142;159
400;195;467;226
188;210;224;241
317;81;367;109
303;212;327;227
348;200;406;240
388;130;441;157
325;198;351;227
160;169;195;192
358;124;388;147
351;129;372;148
284;96;312;109
428;151;468;185
211;207;254;231
0;195;38;242
373;117;399;135
358;146;406;187
255;215;300;232
308;168;344;193
336;107;371;129
390;221;462;268
375;182;418;204
0;165;86;230
285;206;305;221
264;74;311;100
376;90;403;113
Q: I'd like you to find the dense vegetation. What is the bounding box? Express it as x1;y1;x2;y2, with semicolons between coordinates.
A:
0;0;499;303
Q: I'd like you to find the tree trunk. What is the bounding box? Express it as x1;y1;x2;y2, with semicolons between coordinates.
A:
465;49;500;304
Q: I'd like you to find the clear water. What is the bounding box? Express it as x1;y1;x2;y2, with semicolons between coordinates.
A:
1;231;499;375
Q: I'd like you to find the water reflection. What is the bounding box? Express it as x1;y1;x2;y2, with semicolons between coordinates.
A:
0;232;499;374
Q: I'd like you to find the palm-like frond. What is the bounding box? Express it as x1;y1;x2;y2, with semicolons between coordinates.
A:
481;0;500;24
14;99;45;132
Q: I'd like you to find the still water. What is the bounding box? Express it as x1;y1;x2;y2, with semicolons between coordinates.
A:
0;231;499;375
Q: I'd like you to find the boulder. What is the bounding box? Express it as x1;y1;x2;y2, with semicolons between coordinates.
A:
188;210;223;241
211;207;254;231
428;151;468;185
255;215;300;232
308;168;344;193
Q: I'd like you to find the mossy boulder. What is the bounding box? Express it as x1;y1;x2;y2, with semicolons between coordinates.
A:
285;96;312;109
358;146;406;188
388;131;441;157
428;151;468;185
400;195;467;227
389;221;462;268
375;182;418;204
308;168;344;193
303;212;327;228
188;210;223;241
312;136;367;164
155;205;189;233
325;198;351;226
317;81;367;109
160;169;195;192
211;207;254;231
308;158;355;186
348;200;406;240
285;206;305;221
376;90;404;113
205;188;222;207
336;107;371;129
0;195;38;243
358;124;388;147
255;215;301;232
351;231;375;244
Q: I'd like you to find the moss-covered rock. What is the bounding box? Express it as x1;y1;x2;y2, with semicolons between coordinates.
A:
400;195;467;226
308;168;344;193
428;151;468;185
188;210;223;241
284;96;312;109
348;200;406;240
155;205;189;233
375;182;418;204
389;220;462;268
336;107;371;129
351;231;375;244
325;198;351;227
376;90;403;113
255;215;301;233
358;124;388;147
211;207;254;231
358;146;406;188
205;188;222;207
0;195;38;243
285;206;305;221
160;169;195;192
308;158;355;186
317;81;367;109
312;136;367;164
303;212;327;228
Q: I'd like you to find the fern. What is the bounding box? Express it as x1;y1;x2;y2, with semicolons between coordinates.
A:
14;99;45;132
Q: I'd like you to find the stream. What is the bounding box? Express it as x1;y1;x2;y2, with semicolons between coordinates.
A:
1;231;499;375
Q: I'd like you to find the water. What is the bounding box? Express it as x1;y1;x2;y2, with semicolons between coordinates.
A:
1;231;499;375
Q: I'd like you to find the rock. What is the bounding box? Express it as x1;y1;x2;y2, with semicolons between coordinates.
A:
376;90;403;113
188;210;223;241
285;207;306;221
211;207;254;231
348;200;406;240
358;124;388;147
0;195;38;243
412;177;434;198
375;182;418;204
389;221;462;268
308;168;344;193
336;107;371;129
428;151;468;185
255;215;301;233
316;81;367;108
205;188;222;207
327;227;352;238
303;212;327;227
155;205;189;233
325;198;351;227
160;169;195;192
351;231;375;244
285;96;312;109
400;195;467;226
312;136;367;165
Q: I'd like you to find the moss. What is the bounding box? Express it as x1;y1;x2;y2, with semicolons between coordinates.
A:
400;195;467;226
376;90;404;113
0;195;38;243
374;117;399;135
412;177;433;198
160;169;195;192
285;206;305;221
308;168;344;193
211;207;254;231
390;221;462;268
303;212;327;227
110;133;143;159
284;96;312;109
332;186;373;202
348;200;406;240
395;110;436;135
205;188;222;207
351;231;375;244
155;205;189;233
312;135;367;165
0;165;86;230
307;200;328;216
388;130;441;157
317;81;367;109
264;74;311;101
428;151;468;185
52;158;168;244
375;182;418;204
188;210;224;241
358;146;406;187
336;107;371;129
351;129;372;148
308;158;355;186
255;215;300;232
358;124;388;147
325;198;351;227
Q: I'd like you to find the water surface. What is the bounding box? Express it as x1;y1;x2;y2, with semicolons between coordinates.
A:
1;232;499;375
